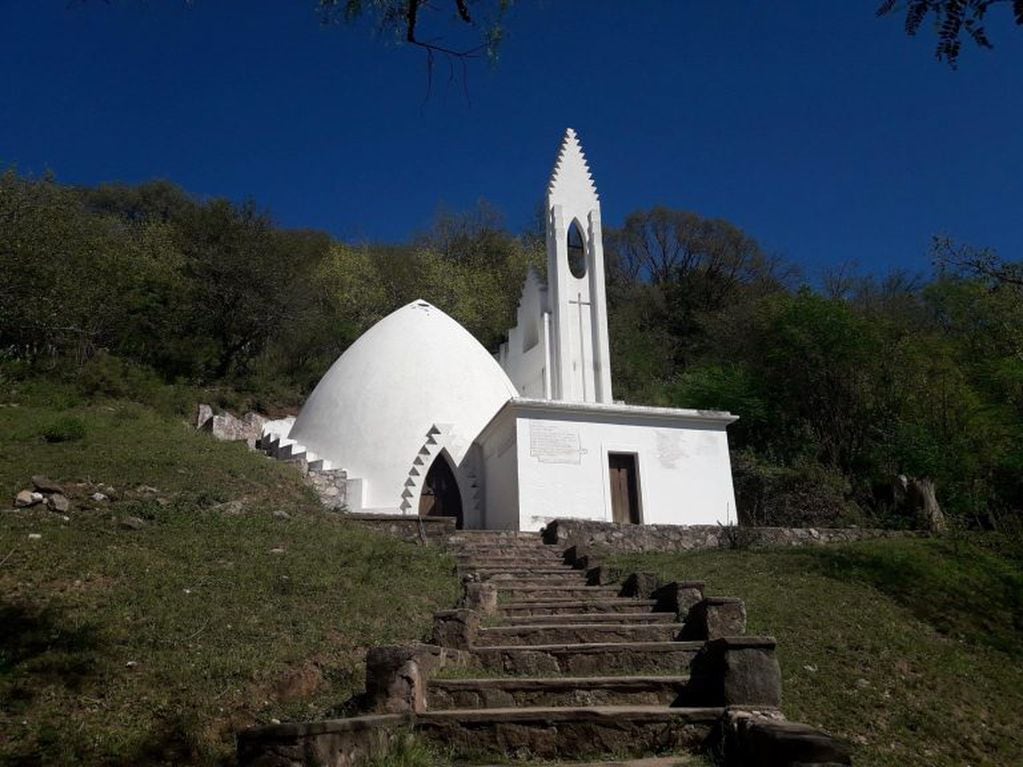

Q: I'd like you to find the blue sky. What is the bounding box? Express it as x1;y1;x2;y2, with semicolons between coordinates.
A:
1;1;1021;278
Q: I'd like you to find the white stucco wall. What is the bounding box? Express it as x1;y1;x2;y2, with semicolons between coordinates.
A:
480;414;519;531
478;399;738;532
289;300;518;513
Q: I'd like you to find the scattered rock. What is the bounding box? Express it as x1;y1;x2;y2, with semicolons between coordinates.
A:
90;492;109;503
196;403;214;430
272;510;291;520
14;490;38;508
136;485;159;496
200;410;267;447
27;533;41;540
119;516;146;531
47;494;71;513
855;678;871;689
31;475;64;494
803;664;818;673
212;500;245;516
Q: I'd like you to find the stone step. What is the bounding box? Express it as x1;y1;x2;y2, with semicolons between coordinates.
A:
499;599;659;617
470;758;703;767
448;532;544;542
456;551;566;562
476;622;686;647
498;585;622;601
481;574;589;586
472;640;705;676
497;612;677;626
461;566;579;576
453;539;555;548
428;675;691;710
413;705;722;761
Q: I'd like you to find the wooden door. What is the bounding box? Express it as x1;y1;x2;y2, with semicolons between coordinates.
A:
608;453;640;524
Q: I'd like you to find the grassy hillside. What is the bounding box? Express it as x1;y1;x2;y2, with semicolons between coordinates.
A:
610;538;1023;767
0;383;459;766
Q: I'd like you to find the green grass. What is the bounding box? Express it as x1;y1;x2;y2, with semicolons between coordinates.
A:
609;537;1023;767
0;384;459;766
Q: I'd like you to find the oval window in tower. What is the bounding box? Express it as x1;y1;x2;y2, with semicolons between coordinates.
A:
567;219;587;278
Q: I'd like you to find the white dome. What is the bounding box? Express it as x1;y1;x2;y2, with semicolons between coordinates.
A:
288;300;518;512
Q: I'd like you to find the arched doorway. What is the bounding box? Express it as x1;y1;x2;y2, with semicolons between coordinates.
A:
418;454;464;529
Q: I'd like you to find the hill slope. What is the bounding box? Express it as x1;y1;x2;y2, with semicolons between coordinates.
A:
610;539;1023;767
0;386;458;766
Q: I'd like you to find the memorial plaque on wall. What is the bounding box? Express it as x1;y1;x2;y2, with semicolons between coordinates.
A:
529;422;583;464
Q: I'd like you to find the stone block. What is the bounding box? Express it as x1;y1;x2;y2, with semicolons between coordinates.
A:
620;571;660;598
364;643;469;714
31;475;64;494
719;708;852;766
651;581;705;617
463;581;498;614
432;609;480;650
690;636;782;707
586;564;619;585
685;597;747;640
195;403;213;430
236;713;405;767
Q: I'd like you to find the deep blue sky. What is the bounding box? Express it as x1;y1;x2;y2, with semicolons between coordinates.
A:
2;2;1021;278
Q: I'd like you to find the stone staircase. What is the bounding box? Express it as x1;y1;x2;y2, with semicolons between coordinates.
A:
237;529;852;767
418;531;730;764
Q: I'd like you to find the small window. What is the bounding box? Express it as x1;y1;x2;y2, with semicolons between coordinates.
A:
567;220;587;278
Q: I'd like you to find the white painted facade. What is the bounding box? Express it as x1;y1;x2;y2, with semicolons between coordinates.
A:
272;128;739;530
476;400;738;532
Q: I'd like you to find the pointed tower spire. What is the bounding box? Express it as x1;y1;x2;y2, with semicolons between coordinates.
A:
543;128;613;404
547;128;599;205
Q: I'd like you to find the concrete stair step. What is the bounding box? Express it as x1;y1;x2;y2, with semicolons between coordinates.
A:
413;705;722;761
476;622;686;647
499;599;658;617
428;675;691;710
497;612;677;626
472;640;705;676
499;585;622;601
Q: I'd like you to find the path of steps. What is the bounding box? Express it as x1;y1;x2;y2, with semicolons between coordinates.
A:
237;528;853;767
423;531;721;764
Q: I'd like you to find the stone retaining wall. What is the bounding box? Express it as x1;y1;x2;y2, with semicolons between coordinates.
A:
344;513;457;544
543;518;926;553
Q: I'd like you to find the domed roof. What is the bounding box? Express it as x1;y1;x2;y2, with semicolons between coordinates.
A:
288;300;518;512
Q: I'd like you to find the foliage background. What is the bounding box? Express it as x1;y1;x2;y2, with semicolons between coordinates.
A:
2;170;1020;529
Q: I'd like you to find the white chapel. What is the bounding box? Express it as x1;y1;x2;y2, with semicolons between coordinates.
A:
263;129;739;531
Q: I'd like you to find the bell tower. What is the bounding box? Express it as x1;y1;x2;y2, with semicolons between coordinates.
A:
546;128;613;404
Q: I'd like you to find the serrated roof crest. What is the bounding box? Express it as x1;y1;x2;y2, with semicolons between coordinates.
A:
547;127;599;203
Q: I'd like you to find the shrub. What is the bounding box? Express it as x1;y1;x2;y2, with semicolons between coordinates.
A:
41;416;86;443
732;450;865;528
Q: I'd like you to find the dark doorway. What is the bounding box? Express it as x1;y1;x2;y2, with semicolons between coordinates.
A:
419;455;464;529
608;453;640;524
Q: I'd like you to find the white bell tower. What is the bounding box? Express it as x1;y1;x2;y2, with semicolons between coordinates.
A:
545;128;613;404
